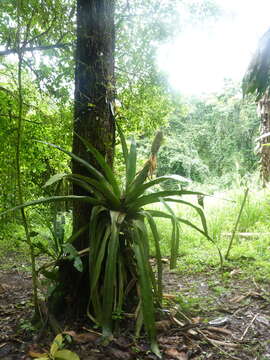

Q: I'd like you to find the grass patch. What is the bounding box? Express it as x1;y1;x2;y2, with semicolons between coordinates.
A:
1;186;270;282
150;186;270;281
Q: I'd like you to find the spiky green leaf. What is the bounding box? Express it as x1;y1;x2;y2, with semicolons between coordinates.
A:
36;140;105;181
148;209;210;241
116;122;129;168
102;212;120;337
90;225;111;319
87;207;108;323
126;174;190;202
126;138;137;188
128;190;204;209
130;160;151;189
75;134;120;197
144;212;163;302
43;173;67;187
160;197;208;235
0;196;102;217
132;226;160;358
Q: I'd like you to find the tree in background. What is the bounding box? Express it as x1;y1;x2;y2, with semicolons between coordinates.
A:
0;0;75;213
256;93;270;185
243;27;270;186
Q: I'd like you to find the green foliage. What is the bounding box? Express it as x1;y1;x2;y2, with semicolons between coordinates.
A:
175;294;206;316
115;0;180;133
0;0;183;227
115;0;221;135
45;129;210;355
0;65;73;219
157;83;259;186
0;0;75;99
0;0;225;219
162;186;270;276
1;129;211;356
157;136;209;185
32;212;83;274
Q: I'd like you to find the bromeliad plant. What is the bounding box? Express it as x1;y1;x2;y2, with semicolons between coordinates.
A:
1;127;212;356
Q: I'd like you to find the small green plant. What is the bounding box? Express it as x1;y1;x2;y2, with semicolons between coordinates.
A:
31;333;79;360
211;285;227;296
19;319;36;332
33;213;83;278
176;294;206;315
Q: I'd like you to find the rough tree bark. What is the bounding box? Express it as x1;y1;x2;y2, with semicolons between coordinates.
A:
257;93;270;186
54;0;116;316
73;0;115;245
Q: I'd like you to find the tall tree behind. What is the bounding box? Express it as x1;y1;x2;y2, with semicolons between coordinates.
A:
243;28;270;185
57;0;116;313
257;93;270;185
73;0;115;247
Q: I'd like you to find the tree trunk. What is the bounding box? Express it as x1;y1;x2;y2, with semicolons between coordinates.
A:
257;93;270;186
73;0;115;245
53;0;115;316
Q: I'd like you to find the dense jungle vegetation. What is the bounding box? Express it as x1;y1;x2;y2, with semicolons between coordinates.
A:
1;0;270;359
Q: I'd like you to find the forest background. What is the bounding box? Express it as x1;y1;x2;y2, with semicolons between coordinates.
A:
0;0;260;223
2;0;270;358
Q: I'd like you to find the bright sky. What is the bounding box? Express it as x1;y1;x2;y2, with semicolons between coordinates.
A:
157;0;270;95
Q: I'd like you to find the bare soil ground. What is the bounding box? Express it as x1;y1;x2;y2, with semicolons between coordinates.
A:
1;255;270;360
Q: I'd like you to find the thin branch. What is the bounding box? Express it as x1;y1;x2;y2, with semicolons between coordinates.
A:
0;43;73;56
15;1;39;316
22;11;35;47
22;58;45;93
197;329;241;360
0;113;42;125
239;313;259;341
26;16;57;46
175;310;241;360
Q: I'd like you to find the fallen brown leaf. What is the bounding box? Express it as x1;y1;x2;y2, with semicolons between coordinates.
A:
187;329;198;336
164;348;188;360
209;339;240;349
191;317;202;324
108;347;132;359
28;350;48;358
202;329;223;340
229;269;241;277
163;293;176;299
0;284;9;293
229;295;246;303
155;320;172;331
206;326;232;336
249;291;263;298
64;331;100;343
172;316;185;327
